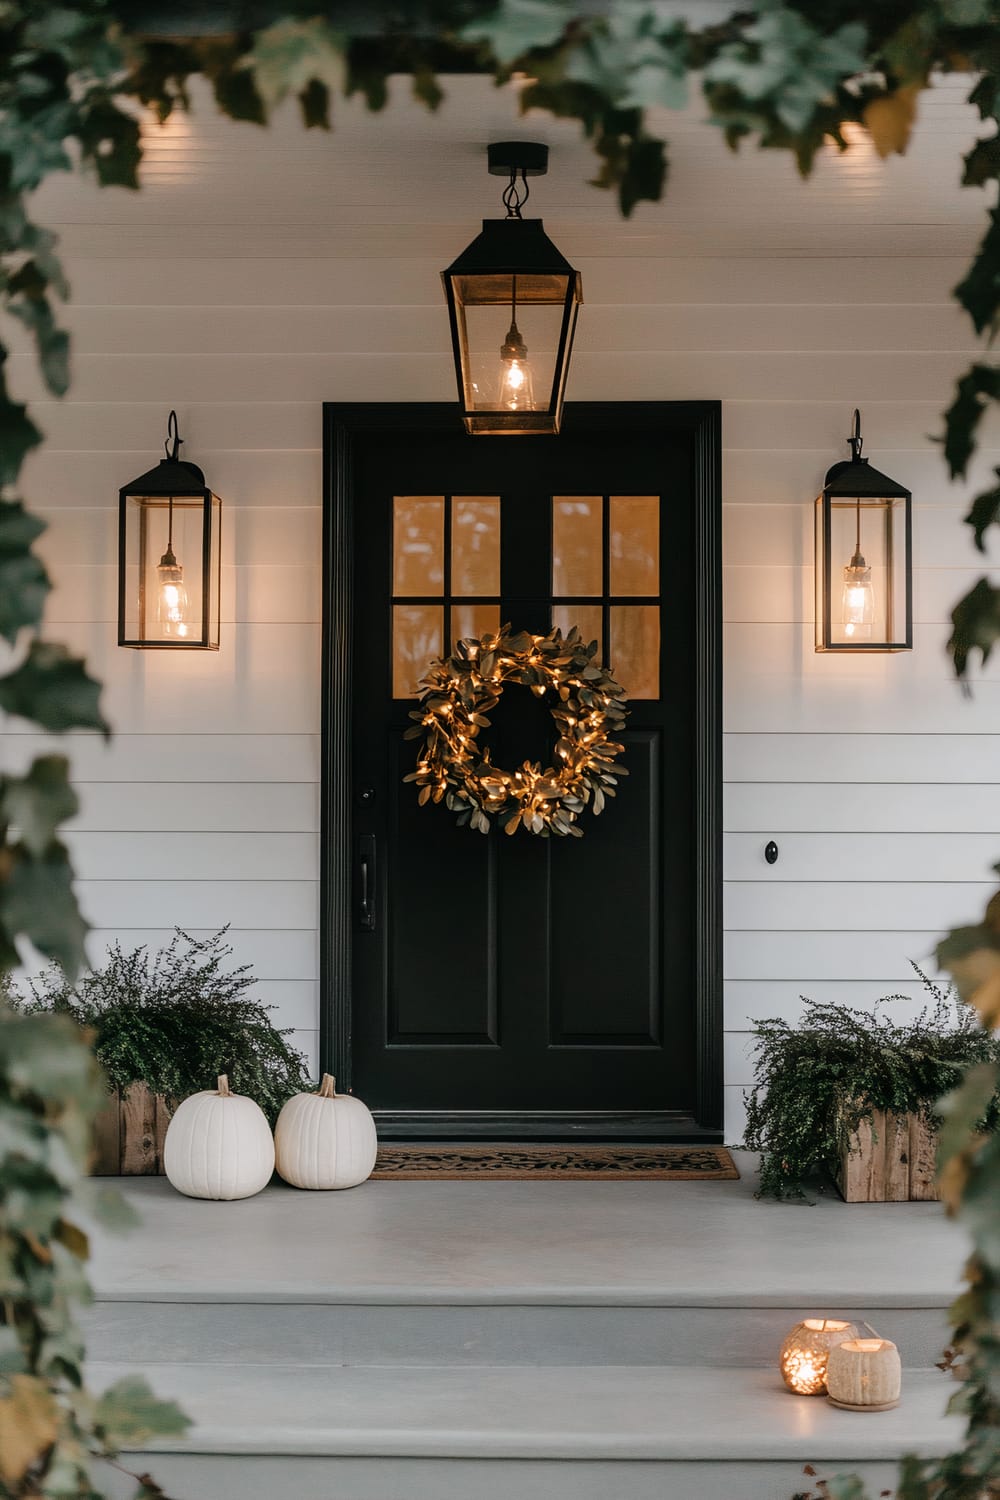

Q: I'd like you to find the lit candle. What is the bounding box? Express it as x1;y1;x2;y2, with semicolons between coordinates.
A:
779;1318;860;1396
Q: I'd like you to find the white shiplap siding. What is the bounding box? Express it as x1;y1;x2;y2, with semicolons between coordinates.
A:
2;76;995;1137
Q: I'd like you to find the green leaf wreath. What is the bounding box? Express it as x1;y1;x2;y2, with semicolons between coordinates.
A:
404;623;628;837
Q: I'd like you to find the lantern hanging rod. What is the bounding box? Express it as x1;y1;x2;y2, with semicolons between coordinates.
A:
164;409;183;463
847;407;863;463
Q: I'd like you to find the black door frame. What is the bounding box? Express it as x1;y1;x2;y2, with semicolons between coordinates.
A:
321;400;723;1138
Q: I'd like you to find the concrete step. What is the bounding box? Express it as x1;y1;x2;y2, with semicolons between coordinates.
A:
91;1362;963;1500
83;1165;962;1370
84;1296;951;1369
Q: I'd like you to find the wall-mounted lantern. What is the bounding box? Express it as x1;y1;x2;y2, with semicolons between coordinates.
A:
815;410;912;652
118;411;222;649
442;141;582;435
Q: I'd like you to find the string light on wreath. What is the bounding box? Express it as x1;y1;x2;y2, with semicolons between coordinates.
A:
403;623;629;838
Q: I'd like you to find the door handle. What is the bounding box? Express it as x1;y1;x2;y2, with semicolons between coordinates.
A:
358;834;376;932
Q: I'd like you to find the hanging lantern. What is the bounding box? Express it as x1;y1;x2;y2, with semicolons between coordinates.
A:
442;141;582;435
815;410;912;652
118;411;222;649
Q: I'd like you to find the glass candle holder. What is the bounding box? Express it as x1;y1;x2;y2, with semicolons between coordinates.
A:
779;1318;860;1395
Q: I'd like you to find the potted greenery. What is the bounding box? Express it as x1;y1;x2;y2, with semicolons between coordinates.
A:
743;966;1000;1201
4;927;311;1174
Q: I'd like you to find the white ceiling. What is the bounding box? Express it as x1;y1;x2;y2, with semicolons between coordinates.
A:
32;72;988;264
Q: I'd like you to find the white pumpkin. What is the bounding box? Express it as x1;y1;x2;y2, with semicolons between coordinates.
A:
275;1074;378;1190
164;1074;275;1200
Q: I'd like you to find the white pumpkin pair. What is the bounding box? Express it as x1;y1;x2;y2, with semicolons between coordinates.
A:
164;1073;378;1201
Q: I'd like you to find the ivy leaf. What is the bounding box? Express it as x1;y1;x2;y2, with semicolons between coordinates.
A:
863;84;920;158
0;841;89;977
1;756;78;857
6;260;70;397
0;385;43;487
968;72;1000;123
249;18;346;115
463;0;575;66
704;4;868;135
947;576;1000;677
942;364;1000;478
937;1062;1000;1168
0;1374;59;1486
0;640;110;737
412;66;444;112
299;78;330;129
0;499;49;643
565;10;689;113
94;1376;189;1451
954;206;1000;337
76;99;142;191
965;471;1000;551
963;135;1000;188
519;81;665;216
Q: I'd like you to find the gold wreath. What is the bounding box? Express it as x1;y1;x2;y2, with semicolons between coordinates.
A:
403;623;629;837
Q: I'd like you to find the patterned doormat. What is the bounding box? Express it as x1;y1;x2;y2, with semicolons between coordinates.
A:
372;1144;739;1181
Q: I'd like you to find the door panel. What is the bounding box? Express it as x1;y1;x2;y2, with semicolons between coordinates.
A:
323;402;722;1140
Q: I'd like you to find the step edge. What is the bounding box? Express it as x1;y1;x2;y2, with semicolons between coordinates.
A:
88;1288;961;1309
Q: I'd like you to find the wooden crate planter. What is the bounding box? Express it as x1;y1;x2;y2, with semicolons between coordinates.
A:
833;1107;939;1202
91;1083;174;1175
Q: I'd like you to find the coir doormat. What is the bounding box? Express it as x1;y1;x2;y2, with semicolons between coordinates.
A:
372;1144;739;1181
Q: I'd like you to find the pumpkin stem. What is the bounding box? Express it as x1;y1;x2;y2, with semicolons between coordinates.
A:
317;1073;336;1098
217;1074;231;1096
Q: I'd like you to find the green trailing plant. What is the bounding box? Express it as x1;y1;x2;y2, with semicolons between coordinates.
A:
744;965;1000;1200
0;8;998;1500
0;1002;189;1499
7;929;311;1124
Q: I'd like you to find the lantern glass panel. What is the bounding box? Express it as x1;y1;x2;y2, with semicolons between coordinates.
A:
120;491;221;648
816;492;910;651
450;271;576;432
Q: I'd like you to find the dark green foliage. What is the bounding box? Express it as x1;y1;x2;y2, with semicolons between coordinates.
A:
0;9;996;1500
8;928;311;1123
948;574;1000;678
743;966;1000;1200
0;1002;190;1497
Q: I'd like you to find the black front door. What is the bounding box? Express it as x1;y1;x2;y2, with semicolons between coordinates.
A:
322;402;722;1140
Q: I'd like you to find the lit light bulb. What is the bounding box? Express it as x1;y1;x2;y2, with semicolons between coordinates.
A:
156;545;189;639
498;319;534;412
842;548;874;641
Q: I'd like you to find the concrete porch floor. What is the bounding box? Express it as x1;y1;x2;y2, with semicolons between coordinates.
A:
87;1151;963;1309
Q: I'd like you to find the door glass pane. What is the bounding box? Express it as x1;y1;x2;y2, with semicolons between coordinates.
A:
552;497;602;597
453;498;500;596
393;496;444;596
610;496;659;597
610;605;660;700
393;605;442;698
551;604;602;658
452;603;501;649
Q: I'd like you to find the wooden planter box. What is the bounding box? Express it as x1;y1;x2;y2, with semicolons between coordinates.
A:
833;1107;939;1202
91;1083;174;1176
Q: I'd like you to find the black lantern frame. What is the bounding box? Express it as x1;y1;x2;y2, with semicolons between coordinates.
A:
442;141;583;435
815;410;912;653
118;411;222;649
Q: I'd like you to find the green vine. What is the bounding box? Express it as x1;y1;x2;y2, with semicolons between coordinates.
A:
1;5;1000;1499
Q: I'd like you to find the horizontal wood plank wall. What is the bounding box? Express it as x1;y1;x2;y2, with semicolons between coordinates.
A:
2;77;993;1141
